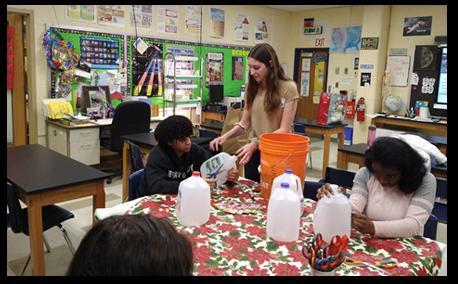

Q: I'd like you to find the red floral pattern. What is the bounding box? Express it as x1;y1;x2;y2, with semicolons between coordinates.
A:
124;181;442;276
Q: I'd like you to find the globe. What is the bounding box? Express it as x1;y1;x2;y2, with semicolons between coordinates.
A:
384;95;402;113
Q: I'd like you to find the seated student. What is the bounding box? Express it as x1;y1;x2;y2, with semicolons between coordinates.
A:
317;136;436;238
67;215;193;276
139;115;239;196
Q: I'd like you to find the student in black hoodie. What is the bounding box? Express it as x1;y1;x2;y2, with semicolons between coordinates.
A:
139;115;239;196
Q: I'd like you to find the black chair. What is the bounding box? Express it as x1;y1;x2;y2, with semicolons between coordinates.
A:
100;101;151;183
128;168;145;201
424;214;439;240
433;177;447;224
128;141;145;173
7;182;75;275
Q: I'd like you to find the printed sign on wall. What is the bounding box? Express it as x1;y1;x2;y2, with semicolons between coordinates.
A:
361;37;379;50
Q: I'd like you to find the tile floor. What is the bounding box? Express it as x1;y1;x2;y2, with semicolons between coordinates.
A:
7;138;447;276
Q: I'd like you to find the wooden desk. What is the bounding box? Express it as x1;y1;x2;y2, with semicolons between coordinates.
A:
202;111;226;123
121;132;158;202
7;144;110;275
372;116;447;137
337;143;447;179
295;118;347;178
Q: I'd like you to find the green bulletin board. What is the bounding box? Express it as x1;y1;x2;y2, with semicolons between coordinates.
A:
48;26;124;111
48;26;250;112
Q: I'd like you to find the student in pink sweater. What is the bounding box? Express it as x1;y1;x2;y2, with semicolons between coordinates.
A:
317;136;436;238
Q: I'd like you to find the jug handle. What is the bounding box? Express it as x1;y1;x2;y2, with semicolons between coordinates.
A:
295;176;303;199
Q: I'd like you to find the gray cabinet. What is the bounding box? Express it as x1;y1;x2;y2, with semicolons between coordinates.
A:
47;120;100;165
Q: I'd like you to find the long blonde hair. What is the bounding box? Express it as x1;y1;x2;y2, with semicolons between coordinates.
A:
245;43;291;113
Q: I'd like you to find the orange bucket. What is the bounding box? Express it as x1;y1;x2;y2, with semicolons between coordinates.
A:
259;133;309;200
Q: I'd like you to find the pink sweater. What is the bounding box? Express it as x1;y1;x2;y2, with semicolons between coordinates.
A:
350;168;436;238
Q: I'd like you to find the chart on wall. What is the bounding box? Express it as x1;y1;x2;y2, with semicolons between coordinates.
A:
47;26;125;111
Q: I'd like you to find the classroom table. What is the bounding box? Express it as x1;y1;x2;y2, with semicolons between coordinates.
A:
294;118;347;178
372;115;447;137
337;143;447;179
7;144;110;275
96;179;443;276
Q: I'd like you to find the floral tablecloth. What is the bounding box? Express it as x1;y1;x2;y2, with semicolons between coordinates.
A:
124;179;442;276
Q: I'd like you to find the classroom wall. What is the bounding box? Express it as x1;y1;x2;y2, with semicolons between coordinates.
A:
386;5;447;110
7;5;446;147
7;5;290;146
287;6;363;95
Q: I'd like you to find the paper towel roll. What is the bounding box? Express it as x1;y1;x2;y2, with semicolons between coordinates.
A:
419;106;430;119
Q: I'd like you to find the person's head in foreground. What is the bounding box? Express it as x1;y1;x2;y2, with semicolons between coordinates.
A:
67;214;193;276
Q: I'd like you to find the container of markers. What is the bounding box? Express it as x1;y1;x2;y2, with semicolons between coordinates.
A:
311;268;336;276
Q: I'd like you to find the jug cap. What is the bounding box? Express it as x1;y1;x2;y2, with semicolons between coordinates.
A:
192;171;201;177
280;182;290;189
285;169;293;174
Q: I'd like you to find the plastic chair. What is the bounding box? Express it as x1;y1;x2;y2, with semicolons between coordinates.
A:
128;141;144;173
424;214;439;240
100;101;151;183
128;168;145;201
319;167;356;190
433;177;447;224
7;182;75;275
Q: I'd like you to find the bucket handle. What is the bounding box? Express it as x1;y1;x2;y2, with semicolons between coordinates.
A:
266;150;294;177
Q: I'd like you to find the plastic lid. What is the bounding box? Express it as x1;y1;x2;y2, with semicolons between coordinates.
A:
192;171;200;177
280;182;290;189
369;125;376;130
285;169;293;174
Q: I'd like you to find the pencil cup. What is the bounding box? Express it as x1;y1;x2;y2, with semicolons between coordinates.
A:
311;268;336;276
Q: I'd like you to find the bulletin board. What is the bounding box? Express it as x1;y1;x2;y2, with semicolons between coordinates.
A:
48;26;125;111
126;35;250;107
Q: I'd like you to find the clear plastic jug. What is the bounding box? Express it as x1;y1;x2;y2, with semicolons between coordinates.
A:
176;171;211;226
313;184;351;243
200;152;237;187
266;182;301;242
271;169;304;215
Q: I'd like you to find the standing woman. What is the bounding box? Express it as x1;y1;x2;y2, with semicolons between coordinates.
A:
210;43;299;181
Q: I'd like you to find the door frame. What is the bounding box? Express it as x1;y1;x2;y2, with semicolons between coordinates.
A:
7;7;37;145
293;47;329;120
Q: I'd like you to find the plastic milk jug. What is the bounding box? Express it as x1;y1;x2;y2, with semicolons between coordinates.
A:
271;169;304;215
313;184;351;243
200;152;237;187
266;182;301;242
176;171;211;226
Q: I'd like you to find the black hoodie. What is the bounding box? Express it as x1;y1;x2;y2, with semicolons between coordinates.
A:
138;143;210;196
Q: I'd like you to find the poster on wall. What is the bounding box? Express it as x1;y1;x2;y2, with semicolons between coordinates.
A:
386;56;410;87
255;18;269;42
210;7;225;38
232;57;243;80
132;41;163;97
234;14;249;41
330;26;361;53
67;5;95;22
185;5;202;34
361;37;379;50
360;73;371;87
158;5;178;34
206;52;224;86
129;5;152;29
303;18;323;35
97;5;125;26
300;72;310;97
403;16;432;36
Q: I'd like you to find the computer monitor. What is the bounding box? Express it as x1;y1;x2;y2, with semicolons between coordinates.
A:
431;46;447;117
208;85;224;104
